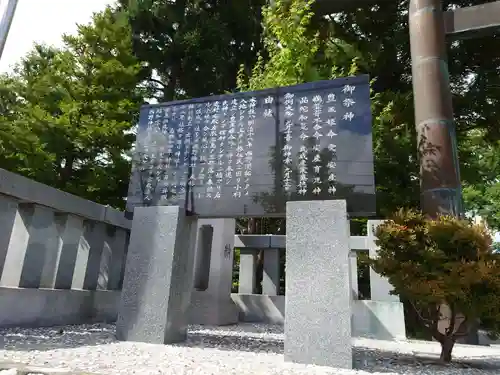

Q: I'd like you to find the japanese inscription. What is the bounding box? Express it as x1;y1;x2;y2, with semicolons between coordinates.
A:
126;74;375;217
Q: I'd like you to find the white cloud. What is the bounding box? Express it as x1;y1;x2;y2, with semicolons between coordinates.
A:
0;0;116;73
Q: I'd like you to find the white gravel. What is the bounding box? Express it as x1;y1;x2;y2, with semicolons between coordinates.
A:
0;323;499;375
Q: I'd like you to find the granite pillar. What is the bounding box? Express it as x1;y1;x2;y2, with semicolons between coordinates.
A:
71;221;105;290
97;226;114;290
16;205;59;288
0;203;32;287
116;206;196;344
285;200;352;369
262;248;280;295
54;214;85;289
368;220;399;302
38;213;65;288
206;219;235;296
349;251;359;300
190;218;238;325
193;224;213;291
0;196;21;281
107;227;128;291
238;249;257;294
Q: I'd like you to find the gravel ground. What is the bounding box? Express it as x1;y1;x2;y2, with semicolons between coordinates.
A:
1;323;500;375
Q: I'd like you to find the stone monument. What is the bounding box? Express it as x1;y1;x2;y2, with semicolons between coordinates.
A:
118;74;375;369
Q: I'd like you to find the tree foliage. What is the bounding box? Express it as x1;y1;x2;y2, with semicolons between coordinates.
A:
118;0;264;101
371;209;500;362
327;0;500;224
1;0;500;225
0;7;145;207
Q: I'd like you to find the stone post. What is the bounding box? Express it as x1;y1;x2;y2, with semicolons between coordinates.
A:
285;200;352;369
116;206;196;344
189;218;238;325
193;224;213;291
262;248;280;295
0;196;21;281
71;221;106;290
54;214;85;289
1;204;61;288
368;220;399;302
349;251;359;300
238;249;257;294
107;227;128;291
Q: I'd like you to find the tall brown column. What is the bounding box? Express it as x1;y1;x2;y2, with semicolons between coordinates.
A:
409;0;463;217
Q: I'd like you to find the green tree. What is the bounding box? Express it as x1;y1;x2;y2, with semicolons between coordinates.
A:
118;0;265;101
0;7;145;208
326;0;500;221
370;209;500;362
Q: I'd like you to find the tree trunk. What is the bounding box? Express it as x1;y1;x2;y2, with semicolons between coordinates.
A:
439;337;455;363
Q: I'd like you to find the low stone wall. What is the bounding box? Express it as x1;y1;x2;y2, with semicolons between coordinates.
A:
231;294;406;341
0;288;406;342
0;287;119;328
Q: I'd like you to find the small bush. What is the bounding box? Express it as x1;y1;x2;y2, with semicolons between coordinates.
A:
370;209;500;362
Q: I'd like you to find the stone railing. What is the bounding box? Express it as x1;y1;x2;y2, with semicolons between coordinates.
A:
230;230;406;340
0;169;406;342
0;168;130;327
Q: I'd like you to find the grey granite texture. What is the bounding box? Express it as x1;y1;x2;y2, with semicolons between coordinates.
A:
0;168;130;230
0;205;33;287
238;249;257;294
0;196;19;280
263;248;280;295
285;200;352;369
18;205;58;288
190;219;238;326
115;206;196;344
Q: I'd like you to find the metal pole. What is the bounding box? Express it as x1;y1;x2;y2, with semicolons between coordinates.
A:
0;0;19;61
409;0;463;217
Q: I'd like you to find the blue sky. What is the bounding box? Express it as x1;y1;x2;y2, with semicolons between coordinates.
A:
0;0;115;73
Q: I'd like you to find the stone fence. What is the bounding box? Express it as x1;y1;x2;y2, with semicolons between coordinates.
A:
0;168;130;326
0;168;406;341
230;231;405;340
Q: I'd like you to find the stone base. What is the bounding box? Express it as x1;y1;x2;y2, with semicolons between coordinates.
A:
189;291;239;326
231;294;284;324
352;300;406;341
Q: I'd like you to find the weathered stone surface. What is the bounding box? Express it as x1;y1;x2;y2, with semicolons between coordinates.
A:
285;200;352;369
116;206;196;344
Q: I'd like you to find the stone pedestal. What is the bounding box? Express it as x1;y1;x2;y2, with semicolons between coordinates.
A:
54;214;85;289
189;218;238;326
107;228;128;291
116;206;196;344
1;204;63;288
0;196;21;280
284;200;352;369
263;248;280;295
238;249;257;294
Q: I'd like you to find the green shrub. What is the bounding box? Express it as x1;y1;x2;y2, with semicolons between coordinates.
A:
370;209;500;362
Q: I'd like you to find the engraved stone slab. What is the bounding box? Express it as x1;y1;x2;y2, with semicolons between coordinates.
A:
285;200;352;369
116;206;196;344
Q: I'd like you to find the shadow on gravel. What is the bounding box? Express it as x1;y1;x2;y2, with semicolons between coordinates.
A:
0;323;116;351
176;330;284;354
2;323;500;374
355;347;500;373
